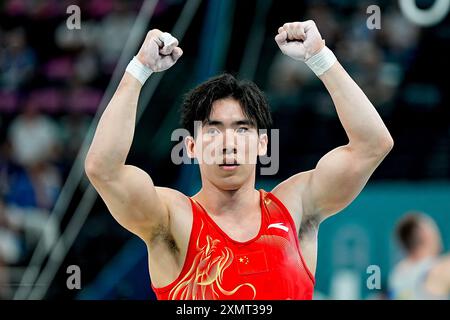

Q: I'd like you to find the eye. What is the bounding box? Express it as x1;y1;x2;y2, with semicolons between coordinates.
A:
236;127;249;133
206;127;220;135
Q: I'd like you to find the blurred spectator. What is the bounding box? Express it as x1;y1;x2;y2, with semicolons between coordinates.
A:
96;0;135;72
5;203;59;258
74;47;101;84
380;7;420;63
389;212;450;299
0;28;36;91
6;99;63;210
0;140;60;256
54;20;98;51
6;162;62;210
7;100;62;168
60;111;91;161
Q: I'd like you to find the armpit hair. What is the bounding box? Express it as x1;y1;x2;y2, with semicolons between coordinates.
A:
149;223;179;253
298;214;321;241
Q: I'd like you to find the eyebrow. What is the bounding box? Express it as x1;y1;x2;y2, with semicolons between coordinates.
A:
205;119;254;126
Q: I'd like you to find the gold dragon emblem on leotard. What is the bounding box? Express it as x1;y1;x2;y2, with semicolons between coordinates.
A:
168;221;256;300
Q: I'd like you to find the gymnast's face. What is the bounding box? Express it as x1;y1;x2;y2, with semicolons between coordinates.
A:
186;97;268;191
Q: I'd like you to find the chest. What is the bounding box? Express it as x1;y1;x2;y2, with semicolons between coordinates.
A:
209;212;262;243
199;208;300;266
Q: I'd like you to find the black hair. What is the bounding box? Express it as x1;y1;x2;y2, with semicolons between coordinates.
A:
180;73;272;136
395;212;424;253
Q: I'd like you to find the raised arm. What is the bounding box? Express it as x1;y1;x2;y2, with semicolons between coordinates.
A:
84;29;183;240
274;21;393;225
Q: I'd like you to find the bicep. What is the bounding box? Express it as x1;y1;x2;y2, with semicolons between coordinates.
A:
304;144;386;218
88;165;169;240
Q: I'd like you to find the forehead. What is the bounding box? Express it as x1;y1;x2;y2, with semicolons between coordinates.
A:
209;98;246;121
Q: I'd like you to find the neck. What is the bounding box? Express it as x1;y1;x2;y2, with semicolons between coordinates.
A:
194;177;259;218
409;246;437;262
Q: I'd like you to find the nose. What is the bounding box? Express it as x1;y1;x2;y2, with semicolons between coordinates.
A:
222;129;237;155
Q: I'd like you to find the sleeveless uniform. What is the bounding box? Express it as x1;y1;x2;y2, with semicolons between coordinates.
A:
152;189;315;300
389;258;448;300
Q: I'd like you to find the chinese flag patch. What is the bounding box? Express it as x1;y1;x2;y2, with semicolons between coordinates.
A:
236;250;269;275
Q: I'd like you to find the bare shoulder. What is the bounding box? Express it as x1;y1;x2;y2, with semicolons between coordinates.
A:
272;170;313;196
436;255;450;273
425;255;450;294
271;170;314;230
156;187;192;213
442;254;450;263
427;256;450;282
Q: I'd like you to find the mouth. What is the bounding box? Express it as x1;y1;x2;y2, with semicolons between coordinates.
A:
218;161;240;170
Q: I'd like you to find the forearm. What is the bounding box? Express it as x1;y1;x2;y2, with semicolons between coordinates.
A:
319;61;393;153
86;72;143;178
85;29;182;180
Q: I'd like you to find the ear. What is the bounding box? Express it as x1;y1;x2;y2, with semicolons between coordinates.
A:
185;135;196;159
257;132;268;156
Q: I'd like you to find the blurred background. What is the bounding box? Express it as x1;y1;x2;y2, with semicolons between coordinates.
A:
0;0;449;300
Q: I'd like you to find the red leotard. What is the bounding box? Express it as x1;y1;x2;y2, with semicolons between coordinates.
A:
151;189;315;300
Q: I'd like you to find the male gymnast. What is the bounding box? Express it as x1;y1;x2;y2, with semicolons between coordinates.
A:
85;20;394;300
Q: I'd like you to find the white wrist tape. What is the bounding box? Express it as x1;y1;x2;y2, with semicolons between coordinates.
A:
125;56;153;85
305;46;337;76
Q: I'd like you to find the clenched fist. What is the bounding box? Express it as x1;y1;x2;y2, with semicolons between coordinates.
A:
275;21;325;61
136;29;183;72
